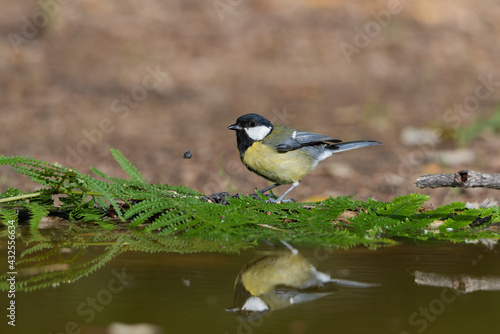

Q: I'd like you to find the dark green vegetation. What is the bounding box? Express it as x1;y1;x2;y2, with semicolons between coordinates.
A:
1;148;498;246
0;227;246;292
455;107;500;146
0;149;499;291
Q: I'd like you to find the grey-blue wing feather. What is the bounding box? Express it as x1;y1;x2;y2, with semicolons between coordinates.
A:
274;131;342;152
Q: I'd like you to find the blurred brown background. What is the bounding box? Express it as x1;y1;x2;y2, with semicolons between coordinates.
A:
1;0;500;205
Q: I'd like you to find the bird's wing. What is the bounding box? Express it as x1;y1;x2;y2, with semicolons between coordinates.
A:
274;131;342;152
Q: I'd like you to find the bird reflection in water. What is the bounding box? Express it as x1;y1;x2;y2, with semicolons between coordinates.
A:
226;241;378;320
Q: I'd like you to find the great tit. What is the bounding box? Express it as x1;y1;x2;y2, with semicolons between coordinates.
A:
226;241;378;319
228;113;382;203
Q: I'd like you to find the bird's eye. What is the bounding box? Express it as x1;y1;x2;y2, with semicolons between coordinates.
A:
249;121;256;127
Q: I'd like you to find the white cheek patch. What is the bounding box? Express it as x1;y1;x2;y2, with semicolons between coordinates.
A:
244;125;271;141
242;296;269;312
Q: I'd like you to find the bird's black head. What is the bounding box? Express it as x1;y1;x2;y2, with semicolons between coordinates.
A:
228;114;273;135
228;114;274;154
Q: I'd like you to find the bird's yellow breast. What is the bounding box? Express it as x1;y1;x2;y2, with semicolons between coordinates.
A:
242;142;315;185
240;253;314;296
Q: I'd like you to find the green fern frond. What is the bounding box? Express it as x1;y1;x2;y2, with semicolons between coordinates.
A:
0;155;69;188
69;206;104;223
0;208;18;225
84;177;125;221
110;148;145;183
20;242;55;258
1;148;499;252
377;193;429;217
28;203;50;230
129;204;172;227
123;195;178;227
147;211;191;233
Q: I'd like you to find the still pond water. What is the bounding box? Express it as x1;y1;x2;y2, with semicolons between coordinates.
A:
1;229;499;334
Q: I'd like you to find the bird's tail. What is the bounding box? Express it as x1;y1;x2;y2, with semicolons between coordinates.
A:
331;140;382;153
329;278;380;288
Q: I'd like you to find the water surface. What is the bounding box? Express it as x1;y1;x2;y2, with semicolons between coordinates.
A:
1;230;499;334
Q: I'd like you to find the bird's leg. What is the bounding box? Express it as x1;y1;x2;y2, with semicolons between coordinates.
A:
258;183;279;195
265;181;300;204
280;240;299;255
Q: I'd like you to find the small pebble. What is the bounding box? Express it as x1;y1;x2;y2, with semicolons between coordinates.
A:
400;126;442;147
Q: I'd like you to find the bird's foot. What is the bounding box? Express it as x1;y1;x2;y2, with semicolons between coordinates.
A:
264;197;296;204
249;193;277;201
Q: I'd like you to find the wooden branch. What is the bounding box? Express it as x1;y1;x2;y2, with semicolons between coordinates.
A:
416;169;500;189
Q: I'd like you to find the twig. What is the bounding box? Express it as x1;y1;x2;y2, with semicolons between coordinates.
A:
416;169;500;189
0;192;43;203
0;189;104;204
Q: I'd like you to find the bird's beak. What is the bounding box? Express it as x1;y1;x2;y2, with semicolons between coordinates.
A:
228;124;241;130
225;307;240;313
